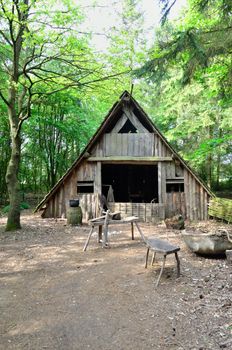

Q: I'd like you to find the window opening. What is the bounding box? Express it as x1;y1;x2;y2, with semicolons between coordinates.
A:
77;181;94;193
166;183;184;193
118;119;137;133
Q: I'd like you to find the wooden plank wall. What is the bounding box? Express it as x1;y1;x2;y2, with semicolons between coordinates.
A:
42;169;209;221
79;194;100;221
165;193;186;218
108;202;165;222
153;134;172;157
76;160;95;181
91;133;154;157
91;133;174;158
43;161;99;219
184;169;209;220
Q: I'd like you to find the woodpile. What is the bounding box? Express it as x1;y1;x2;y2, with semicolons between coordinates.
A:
208;198;232;223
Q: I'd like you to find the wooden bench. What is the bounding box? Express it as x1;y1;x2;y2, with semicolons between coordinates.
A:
83;210;140;251
144;238;180;287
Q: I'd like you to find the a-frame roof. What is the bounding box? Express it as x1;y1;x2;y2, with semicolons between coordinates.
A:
35;91;213;212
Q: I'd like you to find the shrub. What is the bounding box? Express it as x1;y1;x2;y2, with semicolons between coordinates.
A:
2;202;30;213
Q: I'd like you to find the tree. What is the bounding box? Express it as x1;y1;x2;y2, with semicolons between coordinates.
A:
0;100;10;203
0;0;118;231
135;0;232;189
21;90;105;194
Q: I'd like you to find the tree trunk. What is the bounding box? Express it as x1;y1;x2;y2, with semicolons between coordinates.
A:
5;113;22;231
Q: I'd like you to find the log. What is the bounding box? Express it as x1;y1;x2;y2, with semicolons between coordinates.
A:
67;206;82;225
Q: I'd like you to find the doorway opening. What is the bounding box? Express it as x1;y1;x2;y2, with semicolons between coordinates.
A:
102;164;158;203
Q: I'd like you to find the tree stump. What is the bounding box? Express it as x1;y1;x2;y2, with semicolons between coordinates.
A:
67;206;82;225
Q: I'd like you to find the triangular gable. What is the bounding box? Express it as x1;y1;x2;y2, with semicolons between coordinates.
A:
35;91;213;212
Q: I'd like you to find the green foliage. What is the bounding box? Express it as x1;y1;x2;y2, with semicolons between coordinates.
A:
0;0;231;209
134;0;232;189
2;202;30;214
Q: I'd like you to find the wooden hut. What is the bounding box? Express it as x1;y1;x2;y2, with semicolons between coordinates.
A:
36;91;213;222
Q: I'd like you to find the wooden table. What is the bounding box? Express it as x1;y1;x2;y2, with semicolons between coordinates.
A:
144;237;180;286
83;214;143;251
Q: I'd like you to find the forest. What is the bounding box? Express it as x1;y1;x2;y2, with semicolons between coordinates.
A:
0;0;231;230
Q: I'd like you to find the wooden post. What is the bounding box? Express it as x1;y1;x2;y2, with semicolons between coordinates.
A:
158;162;165;204
145;248;150;268
102;210;110;247
95;161;102;195
83;226;94;252
151;252;156;266
98;225;102;243
131;222;134;240
134;221;146;242
175;252;180;277
156;255;166;287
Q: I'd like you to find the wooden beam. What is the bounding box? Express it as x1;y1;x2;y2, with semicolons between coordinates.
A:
94;161;101;194
87;156;172;163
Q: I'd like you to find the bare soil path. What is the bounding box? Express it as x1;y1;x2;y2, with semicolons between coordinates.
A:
0;212;231;350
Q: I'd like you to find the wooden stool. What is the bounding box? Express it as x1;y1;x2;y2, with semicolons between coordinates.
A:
144;237;180;286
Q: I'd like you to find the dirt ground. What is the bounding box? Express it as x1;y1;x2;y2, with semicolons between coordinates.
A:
0;211;231;350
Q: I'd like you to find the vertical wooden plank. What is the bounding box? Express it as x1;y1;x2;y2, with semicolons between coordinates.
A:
121;134;126;156
53;196;56;218
165;145;172;157
94;162;101;195
166;162;176;179
191;177;195;221
189;174;194;221
51;197;55;217
143;134;147;157
77;163;83;181
161;140;165;157
184;169;190;220
132;134;137;156
195;183;200;220
57;191;61;217
61;185;66;217
150;133;154;157
128;134;133;156
98;136;104;157
172;163;176;178
72;171;77;198
158;161;162;204
104;134;108;156
204;191;208;220
102;134;106;157
157;138;162;157
154;134;158;156
158;162;166;205
200;186;204;220
163;141;167;156
138;134;143;156
110;133;116;155
194;179;199;220
105;134;111;156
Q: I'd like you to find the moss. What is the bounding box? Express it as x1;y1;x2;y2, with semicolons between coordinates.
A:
5;221;21;231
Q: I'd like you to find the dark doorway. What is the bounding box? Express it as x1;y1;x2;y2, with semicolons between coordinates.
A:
102;164;158;203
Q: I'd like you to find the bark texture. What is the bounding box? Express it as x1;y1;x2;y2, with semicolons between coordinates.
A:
5;111;22;231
